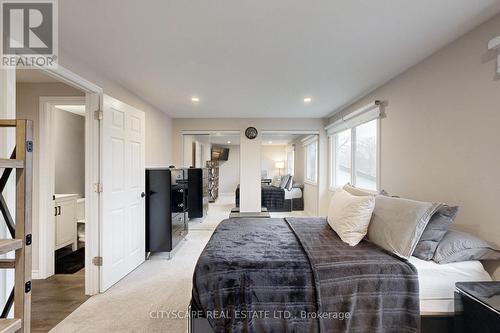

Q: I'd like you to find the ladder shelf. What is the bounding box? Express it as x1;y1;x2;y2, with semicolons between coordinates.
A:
0;119;33;333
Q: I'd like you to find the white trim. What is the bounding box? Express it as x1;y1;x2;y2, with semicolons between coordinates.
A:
325;101;381;135
54;105;86;117
36;64;102;296
301;134;318;147
304;138;319;185
38;96;86;281
261;130;319;135
181;130;240;135
488;36;500;50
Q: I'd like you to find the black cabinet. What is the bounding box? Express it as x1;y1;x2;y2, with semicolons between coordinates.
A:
188;168;209;219
454;282;500;333
145;168;188;256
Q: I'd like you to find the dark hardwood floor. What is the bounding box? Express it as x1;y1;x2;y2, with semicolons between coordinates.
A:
31;269;90;333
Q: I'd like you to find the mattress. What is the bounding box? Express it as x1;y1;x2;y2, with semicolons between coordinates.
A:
284;187;302;199
409;256;492;314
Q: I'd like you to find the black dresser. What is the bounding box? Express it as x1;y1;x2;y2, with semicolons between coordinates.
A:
145;168;188;258
188;168;209;219
454;281;500;333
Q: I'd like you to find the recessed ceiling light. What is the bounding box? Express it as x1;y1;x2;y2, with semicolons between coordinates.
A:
303;97;312;103
191;96;200;103
268;141;273;144
227;141;231;144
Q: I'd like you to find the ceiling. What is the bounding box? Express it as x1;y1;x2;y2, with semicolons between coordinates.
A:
59;0;500;118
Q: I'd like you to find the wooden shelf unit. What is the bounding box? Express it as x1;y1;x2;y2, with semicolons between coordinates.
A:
0;119;33;333
0;318;21;333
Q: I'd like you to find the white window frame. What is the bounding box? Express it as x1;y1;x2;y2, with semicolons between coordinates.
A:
303;136;318;185
326;101;381;192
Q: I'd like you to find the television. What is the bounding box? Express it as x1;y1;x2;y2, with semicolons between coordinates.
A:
211;147;229;161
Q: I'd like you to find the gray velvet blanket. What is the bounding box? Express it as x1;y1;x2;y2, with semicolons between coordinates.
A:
192;217;420;333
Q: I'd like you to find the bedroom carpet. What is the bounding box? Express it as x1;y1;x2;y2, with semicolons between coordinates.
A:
51;194;308;333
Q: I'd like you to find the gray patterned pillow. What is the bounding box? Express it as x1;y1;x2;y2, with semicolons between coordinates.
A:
433;230;500;264
413;205;458;260
279;175;290;189
286;175;294;191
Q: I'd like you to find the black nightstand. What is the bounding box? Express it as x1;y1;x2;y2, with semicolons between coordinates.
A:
454;281;500;333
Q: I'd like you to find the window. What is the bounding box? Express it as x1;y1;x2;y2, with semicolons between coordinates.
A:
305;139;318;184
330;119;378;191
286;149;294;176
331;129;351;187
354;120;378;190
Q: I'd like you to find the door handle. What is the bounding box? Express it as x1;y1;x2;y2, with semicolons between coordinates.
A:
55;206;58;216
141;192;146;198
58;206;61;216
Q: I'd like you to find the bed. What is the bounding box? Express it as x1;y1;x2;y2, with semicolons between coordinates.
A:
234;184;304;212
191;217;420;332
409;256;492;314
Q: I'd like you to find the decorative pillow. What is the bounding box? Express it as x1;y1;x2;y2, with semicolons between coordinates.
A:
292;182;304;189
327;189;375;246
279;175;290;189
286;175;294;191
271;176;281;187
433;230;500;264
413;205;458;260
367;195;442;259
343;184;375;197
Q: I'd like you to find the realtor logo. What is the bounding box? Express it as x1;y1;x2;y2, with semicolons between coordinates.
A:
1;0;58;68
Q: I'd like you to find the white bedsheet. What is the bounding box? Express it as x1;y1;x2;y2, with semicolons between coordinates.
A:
409;256;492;314
284;187;302;200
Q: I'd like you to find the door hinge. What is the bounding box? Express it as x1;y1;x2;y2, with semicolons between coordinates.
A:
93;183;103;193
26;141;33;152
92;256;103;266
94;110;103;120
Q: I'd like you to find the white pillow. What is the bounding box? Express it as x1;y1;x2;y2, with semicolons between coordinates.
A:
327;189;375;246
343;184;375;197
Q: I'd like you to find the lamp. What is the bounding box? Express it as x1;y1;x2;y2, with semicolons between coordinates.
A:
275;161;285;176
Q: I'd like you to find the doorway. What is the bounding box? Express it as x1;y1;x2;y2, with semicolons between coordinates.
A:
260;130;320;216
14;68;99;331
182;131;241;215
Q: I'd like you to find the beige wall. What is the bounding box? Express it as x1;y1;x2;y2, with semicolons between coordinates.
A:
292;139;305;183
291;136;321;215
218;145;240;195
328;14;500;278
145;107;173;167
261;145;286;179
16;82;85;272
58;51;174;168
54;108;85;196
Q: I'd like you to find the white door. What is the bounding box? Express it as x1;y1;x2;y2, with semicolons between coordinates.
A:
101;95;146;291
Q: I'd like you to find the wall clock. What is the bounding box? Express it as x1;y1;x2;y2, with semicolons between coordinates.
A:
245;127;258;140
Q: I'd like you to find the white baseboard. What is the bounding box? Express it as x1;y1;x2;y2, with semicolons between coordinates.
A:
32;270;40;280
